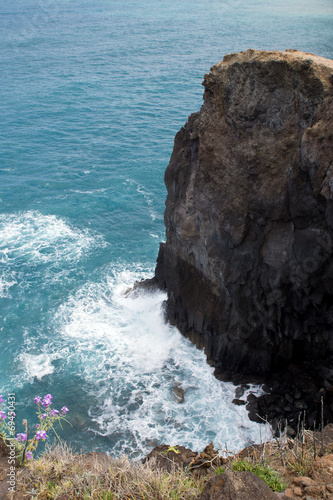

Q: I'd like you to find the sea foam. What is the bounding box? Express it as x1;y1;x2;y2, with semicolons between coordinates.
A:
0;211;99;265
52;266;270;458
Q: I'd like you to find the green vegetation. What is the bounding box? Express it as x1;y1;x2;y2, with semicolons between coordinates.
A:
231;459;287;492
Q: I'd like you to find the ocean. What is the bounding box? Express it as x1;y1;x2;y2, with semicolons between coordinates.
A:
0;0;332;458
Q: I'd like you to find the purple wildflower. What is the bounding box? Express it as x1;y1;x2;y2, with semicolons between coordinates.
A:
16;433;27;442
0;411;6;420
40;413;47;420
8;411;16;417
61;406;69;415
35;430;47;441
35;424;40;428
50;409;59;416
0;395;4;403
34;396;42;404
42;394;53;408
25;451;33;460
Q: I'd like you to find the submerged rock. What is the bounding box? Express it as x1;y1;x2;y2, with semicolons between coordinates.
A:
155;49;333;427
173;382;185;403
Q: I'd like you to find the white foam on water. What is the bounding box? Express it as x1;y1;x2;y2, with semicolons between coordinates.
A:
0;269;17;298
70;188;108;194
54;265;271;458
19;352;59;382
0;211;101;265
149;232;164;240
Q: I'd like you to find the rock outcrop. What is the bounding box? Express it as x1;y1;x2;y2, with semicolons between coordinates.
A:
155;49;333;424
199;470;279;500
145;442;223;475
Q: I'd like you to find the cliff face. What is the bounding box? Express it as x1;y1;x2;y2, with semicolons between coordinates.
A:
156;49;333;381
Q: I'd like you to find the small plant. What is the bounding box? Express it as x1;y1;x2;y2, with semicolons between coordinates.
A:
162;446;180;455
46;480;56;495
232;459;286;492
286;450;312;477
215;466;225;475
102;493;114;500
0;393;70;465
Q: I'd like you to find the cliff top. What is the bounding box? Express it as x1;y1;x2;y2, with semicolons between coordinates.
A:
207;48;333;89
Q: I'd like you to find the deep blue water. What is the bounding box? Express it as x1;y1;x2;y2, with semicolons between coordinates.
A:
0;0;332;458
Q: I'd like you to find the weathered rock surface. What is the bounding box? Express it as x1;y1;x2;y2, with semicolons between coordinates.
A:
199;470;279;500
155;49;333;427
144;442;223;475
144;444;198;472
281;454;333;498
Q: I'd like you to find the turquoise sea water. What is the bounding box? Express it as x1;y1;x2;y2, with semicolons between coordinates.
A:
0;0;332;457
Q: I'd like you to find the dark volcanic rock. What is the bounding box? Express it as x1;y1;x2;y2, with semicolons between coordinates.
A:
232;398;247;406
155;49;333;428
128;276;159;296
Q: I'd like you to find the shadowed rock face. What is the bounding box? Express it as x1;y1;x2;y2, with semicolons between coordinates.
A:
155;49;333;381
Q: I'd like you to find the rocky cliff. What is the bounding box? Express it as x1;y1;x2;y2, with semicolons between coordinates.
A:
155;49;333;425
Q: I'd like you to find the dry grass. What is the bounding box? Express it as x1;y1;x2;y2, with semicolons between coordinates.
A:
13;443;206;500
9;422;333;499
234;424;332;486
